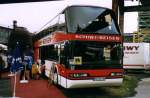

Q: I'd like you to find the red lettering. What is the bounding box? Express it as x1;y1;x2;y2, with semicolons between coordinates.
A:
75;34;121;41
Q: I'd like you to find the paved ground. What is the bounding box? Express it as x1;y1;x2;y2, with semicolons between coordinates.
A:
0;72;124;98
14;79;66;98
0;79;12;97
10;73;66;98
1;72;150;98
0;72;66;98
0;72;12;97
127;77;150;98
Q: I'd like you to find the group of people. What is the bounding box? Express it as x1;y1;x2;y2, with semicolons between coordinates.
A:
20;60;46;82
31;61;46;80
7;42;46;83
8;53;46;82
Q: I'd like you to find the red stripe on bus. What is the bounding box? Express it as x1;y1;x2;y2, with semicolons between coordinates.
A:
124;65;144;67
36;32;123;46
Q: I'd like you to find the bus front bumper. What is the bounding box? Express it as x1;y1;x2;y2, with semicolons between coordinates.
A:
66;78;123;88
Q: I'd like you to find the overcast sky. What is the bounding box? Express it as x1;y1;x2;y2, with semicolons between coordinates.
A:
0;0;138;33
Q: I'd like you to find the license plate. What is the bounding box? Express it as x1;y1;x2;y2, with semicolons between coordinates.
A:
93;77;105;81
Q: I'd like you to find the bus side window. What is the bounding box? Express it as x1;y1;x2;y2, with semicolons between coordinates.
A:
58;13;66;32
59;43;68;65
46;45;58;61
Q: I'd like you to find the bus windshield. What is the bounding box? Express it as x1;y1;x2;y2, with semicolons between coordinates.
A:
65;6;120;34
61;41;123;70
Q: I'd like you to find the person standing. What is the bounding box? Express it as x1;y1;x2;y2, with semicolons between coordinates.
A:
7;52;14;76
32;62;40;79
39;60;46;79
20;48;33;82
28;55;33;79
20;55;30;82
10;42;23;75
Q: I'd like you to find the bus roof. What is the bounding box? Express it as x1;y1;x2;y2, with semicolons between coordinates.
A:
61;5;112;14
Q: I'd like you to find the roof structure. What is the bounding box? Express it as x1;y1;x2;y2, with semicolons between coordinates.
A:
0;0;149;11
140;0;150;5
0;0;59;4
0;0;149;44
124;0;150;12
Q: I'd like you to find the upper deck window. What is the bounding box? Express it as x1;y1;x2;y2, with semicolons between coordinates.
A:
65;6;120;34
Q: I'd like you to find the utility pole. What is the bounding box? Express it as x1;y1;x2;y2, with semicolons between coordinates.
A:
13;20;17;30
112;0;124;33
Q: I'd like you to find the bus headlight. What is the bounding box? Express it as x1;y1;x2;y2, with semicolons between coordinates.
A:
110;72;123;76
69;73;88;78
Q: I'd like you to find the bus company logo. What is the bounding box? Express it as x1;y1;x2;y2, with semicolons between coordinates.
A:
75;34;121;41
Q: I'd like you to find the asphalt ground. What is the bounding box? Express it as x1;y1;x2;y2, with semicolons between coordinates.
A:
0;72;12;97
0;71;149;98
2;72;66;98
127;73;150;98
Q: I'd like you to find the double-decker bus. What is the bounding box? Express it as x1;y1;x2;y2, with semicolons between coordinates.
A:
34;5;123;88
